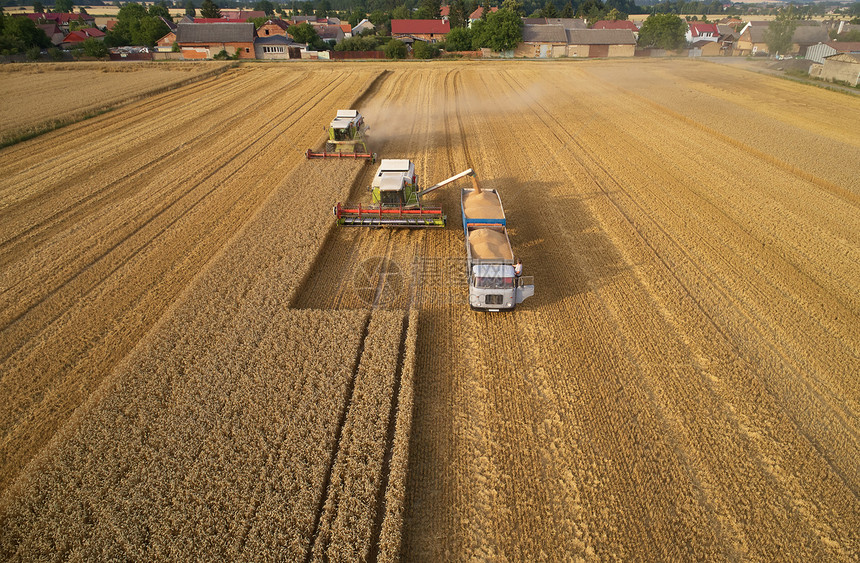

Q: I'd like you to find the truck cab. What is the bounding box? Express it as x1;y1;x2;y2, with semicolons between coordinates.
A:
469;263;534;311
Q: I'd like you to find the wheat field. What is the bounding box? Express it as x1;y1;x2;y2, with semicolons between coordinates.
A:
1;60;858;560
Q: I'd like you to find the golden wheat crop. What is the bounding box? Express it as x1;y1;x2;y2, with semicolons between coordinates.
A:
1;60;858;562
0;61;232;145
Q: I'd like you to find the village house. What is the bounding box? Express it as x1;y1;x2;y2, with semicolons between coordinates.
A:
37;23;65;46
736;21;827;56
254;35;304;59
257;18;290;38
515;24;568;57
221;9;266;20
61;27;105;48
391;19;450;43
352;19;375;35
468;6;497;27
316;24;345;44
175;22;256;59
686;22;719;44
155;31;176;51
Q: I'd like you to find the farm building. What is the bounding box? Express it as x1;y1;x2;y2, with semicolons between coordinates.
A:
22;11;94;32
690;39;723;56
257;19;290;38
565;29;636;58
806;41;860;64
515;24;568;58
391;19;450;43
543;18;587;29
820;52;860;86
515;26;636;58
175;22;256;59
736;21;828;56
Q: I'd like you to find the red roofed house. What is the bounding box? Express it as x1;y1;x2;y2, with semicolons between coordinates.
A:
468;6;497;26
156;31;177;51
686;22;719;43
340;23;352;38
391;19;450;42
62;27;105;47
440;5;450;20
257;18;290;37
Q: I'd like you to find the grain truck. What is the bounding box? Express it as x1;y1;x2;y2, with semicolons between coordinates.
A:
461;179;534;311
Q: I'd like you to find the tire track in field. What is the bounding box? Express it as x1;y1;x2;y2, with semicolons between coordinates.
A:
501;67;858;556
0;71;303;265
0;72;346;365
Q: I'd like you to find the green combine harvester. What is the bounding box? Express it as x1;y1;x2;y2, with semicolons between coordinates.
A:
306;109;376;161
333;159;473;228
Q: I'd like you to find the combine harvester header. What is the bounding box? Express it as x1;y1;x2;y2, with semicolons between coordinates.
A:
334;160;473;228
307;109;376;161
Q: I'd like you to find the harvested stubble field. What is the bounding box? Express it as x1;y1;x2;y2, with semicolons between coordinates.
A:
0;61;232;145
1;59;858;560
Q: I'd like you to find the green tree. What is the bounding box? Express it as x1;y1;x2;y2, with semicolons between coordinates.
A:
836;29;860;41
314;0;330;18
764;6;797;56
288;21;325;49
48;46;64;60
33;1;45;13
0;14;51;54
106;2;169;46
82;36;108;57
540;0;557;18
200;0;221;18
481;0;491;19
184;0;196;17
253;0;276;15
391;4;410;19
637;13;685;49
416;0;441;19
447;0;466;27
445;25;472;49
474;7;522;51
560;1;574;18
54;0;74;13
383;37;406;57
412;39;439;57
606;7;622;20
149;2;172;20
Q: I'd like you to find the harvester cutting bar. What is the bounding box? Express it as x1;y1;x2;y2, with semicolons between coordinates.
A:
334;203;446;227
306;148;376;160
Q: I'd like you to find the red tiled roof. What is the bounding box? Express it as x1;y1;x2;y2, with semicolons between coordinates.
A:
340;23;351;33
440;6;450;17
63;28;103;42
469;6;498;19
689;22;719;37
591;20;637;31
391;19;450;34
106;19;118;31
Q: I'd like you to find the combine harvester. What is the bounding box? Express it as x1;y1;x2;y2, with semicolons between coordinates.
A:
334;159;474;228
462;177;534;311
306;109;376;161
